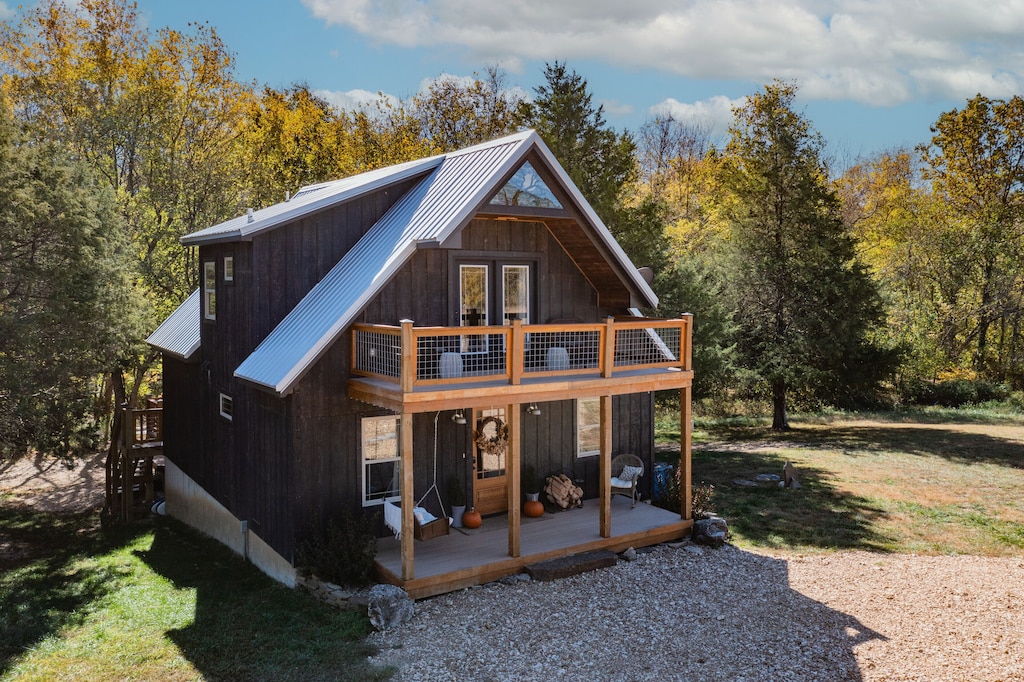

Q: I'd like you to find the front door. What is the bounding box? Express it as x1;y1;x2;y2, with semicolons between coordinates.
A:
472;408;508;514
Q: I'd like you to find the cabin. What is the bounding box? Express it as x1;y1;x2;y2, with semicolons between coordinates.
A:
147;130;694;598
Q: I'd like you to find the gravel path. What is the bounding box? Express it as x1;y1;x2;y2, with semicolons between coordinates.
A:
368;544;1024;681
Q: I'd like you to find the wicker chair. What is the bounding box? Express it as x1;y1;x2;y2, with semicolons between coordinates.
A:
610;454;644;508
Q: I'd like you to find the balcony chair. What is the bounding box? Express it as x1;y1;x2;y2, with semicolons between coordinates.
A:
610;454;644;508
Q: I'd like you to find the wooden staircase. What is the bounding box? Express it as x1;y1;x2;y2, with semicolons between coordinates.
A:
103;401;163;523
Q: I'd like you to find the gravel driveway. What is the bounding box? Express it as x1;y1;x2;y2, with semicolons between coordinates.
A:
368;543;1024;681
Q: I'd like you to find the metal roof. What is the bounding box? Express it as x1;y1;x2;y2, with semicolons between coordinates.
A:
234;131;534;394
152;129;659;395
147;289;201;361
180;155;443;246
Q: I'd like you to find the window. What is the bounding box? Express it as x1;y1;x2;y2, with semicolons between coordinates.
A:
475;407;506;478
223;256;234;282
203;261;216;320
577;398;600;457
218;393;233;421
489;162;563;209
362;415;401;506
460;264;488;353
502;265;530;325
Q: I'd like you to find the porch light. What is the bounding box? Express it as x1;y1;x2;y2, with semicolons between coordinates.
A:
451;410;467;425
527;403;541;416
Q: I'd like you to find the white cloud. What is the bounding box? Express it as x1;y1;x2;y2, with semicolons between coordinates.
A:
313;88;399;111
650;95;745;135
301;0;1024;105
600;99;634;116
0;2;14;18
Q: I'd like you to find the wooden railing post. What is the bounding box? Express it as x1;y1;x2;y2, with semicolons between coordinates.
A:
510;319;524;385
682;313;693;371
400;319;415;393
602;317;615;378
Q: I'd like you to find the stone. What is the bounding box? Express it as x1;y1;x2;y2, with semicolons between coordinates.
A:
732;478;758;487
367;584;415;631
755;473;782;483
683;544;704;555
783;462;801;488
620;547;638;562
692;516;730;547
526;550;618;581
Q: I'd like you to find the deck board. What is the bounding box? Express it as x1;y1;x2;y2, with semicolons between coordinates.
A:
375;496;691;598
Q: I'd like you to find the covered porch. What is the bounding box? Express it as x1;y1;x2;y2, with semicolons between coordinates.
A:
376;495;690;599
351;315;695;597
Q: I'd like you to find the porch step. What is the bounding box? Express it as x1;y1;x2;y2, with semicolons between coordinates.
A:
525;550;618;582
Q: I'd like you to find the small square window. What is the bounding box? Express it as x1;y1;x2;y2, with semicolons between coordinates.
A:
219;393;233;421
223;256;234;282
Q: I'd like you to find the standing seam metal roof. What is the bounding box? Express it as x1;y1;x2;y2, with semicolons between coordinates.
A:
146;289;201;360
149;129;659;395
234;133;530;394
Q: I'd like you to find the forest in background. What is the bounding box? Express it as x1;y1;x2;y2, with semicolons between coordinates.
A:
2;0;1022;458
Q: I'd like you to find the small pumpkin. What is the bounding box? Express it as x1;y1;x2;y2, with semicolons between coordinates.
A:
462;507;482;529
523;499;544;518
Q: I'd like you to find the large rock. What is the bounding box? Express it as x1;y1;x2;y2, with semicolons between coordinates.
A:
367;584;414;631
692;516;729;547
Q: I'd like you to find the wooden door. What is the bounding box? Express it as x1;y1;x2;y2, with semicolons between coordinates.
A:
472;409;507;515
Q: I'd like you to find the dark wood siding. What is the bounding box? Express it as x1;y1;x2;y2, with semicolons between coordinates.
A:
162;356;201;474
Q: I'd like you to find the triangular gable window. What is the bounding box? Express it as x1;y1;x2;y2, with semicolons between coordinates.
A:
489;162;563;209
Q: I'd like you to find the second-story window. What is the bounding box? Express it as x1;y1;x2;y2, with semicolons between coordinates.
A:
203;261;216;321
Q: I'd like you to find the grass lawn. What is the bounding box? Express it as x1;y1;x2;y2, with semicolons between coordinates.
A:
657;408;1024;556
0;508;392;681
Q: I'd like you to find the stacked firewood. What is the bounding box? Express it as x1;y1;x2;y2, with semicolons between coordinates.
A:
544;474;583;510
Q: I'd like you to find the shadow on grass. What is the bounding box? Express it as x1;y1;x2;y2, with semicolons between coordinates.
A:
137;519;391;682
701;421;1024;469
692;448;894;552
0;507;149;675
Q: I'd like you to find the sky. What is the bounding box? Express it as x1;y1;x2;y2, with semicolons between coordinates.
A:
23;0;1024;162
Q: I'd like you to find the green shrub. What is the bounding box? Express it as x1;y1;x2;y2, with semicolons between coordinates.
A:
652;466;716;520
901;378;1009;408
296;508;377;587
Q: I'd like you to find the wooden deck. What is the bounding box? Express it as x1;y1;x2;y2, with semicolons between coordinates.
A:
375;495;691;599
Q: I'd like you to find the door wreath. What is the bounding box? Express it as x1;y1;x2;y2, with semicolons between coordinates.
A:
474;415;508;459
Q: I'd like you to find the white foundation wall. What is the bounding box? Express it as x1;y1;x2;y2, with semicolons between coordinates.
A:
164;459;296;587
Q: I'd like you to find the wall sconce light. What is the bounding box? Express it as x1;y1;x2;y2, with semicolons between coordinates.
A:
527;403;541;416
451;409;467;425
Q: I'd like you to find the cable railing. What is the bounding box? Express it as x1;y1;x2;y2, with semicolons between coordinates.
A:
351;316;691;391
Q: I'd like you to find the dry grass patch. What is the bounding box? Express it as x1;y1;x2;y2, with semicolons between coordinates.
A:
682;413;1024;556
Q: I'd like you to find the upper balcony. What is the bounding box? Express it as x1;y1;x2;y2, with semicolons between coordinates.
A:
347;316;693;413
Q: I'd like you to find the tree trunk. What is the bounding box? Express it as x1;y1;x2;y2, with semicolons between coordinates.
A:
771;380;790;431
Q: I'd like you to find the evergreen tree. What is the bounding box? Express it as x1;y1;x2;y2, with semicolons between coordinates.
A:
518;62;669;272
0;108;144;460
722;82;894;429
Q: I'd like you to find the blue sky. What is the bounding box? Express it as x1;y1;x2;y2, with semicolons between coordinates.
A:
115;1;1024;161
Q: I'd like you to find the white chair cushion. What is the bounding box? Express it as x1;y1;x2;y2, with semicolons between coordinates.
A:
610;476;632;488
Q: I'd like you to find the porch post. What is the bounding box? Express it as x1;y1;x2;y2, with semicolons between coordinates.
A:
506;403;521;557
400;411;415;581
681;314;694;521
599;394;612;538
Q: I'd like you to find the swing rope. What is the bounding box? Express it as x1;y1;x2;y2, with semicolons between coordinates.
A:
415;411;447;517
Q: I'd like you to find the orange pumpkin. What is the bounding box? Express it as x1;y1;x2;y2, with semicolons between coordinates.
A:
462;507;482;529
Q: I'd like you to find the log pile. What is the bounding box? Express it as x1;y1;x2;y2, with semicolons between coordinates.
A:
544;474;583;510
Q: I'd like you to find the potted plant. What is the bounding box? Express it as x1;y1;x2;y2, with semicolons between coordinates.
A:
522;464;544;518
448;475;467;528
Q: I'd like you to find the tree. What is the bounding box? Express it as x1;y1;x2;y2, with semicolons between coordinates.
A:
722;82;892;429
413;65;522;152
0;107;144;461
918;95;1024;385
1;0;251;314
518;61;668;272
